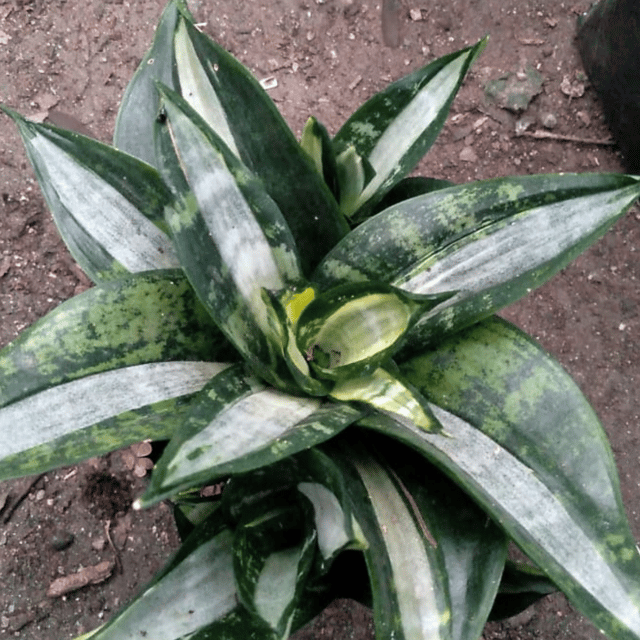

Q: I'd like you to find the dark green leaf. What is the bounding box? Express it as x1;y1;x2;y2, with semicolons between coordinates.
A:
155;85;305;389
113;0;191;165
490;561;557;620
89;508;253;640
233;492;316;637
360;316;640;640
139;364;363;507
314;173;640;351
353;437;508;640
0;361;226;481
329;441;457;640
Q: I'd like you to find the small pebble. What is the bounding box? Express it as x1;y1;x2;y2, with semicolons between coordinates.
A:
576;110;591;126
540;112;558;129
459;146;478;162
92;537;107;551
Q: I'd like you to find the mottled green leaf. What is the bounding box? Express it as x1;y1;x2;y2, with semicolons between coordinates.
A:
0;270;228;409
314;173;640;350
0;361;227;480
156;85;305;389
367;316;640;640
139;365;363;507
372;176;454;214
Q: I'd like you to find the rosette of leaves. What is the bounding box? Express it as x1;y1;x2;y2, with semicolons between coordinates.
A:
2;2;640;639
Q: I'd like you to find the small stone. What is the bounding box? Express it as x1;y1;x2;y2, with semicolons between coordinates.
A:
560;75;585;98
576;110;591;126
92;536;107;551
409;8;422;21
485;66;544;113
540;112;558;129
459;146;478;163
50;530;75;551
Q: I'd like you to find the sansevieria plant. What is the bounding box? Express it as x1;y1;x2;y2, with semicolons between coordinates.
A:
2;2;640;639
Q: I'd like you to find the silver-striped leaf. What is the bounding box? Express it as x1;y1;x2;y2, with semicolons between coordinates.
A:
0;270;227;409
314;173;640;350
2;107;179;283
155;85;306;390
139;364;363;507
332;438;506;640
0;361;227;481
173;17;348;275
374;316;640;640
333;38;486;220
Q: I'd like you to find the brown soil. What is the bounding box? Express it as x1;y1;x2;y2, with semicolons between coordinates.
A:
0;1;638;639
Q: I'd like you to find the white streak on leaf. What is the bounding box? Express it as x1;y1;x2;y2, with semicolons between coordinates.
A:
0;362;227;455
29;136;179;272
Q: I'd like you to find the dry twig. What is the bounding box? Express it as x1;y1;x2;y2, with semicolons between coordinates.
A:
521;129;615;145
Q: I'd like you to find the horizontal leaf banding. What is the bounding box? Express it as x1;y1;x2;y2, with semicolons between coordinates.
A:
0;362;227;457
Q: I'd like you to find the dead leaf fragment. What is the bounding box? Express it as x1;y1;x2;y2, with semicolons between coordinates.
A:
46;560;115;598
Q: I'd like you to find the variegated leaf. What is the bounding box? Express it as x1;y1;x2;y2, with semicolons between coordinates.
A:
0;361;227;480
173;18;348;274
139;364;363;507
370;316;640;640
155;85;306;389
333;39;486;219
113;0;191;165
0;270;227;409
314;173;640;350
2;107;179;283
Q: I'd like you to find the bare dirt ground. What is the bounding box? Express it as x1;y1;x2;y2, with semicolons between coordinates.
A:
0;0;638;638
